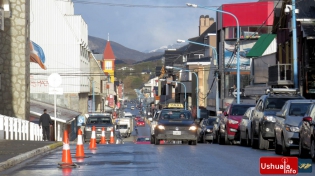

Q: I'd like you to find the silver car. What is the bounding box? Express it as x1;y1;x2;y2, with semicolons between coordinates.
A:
239;107;255;146
274;99;315;156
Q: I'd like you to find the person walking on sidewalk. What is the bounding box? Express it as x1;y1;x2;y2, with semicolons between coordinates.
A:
39;109;52;141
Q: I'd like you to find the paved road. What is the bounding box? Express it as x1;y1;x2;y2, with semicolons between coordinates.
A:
2;119;315;176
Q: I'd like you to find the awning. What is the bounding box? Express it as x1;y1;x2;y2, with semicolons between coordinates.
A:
301;21;315;39
30;99;81;124
246;34;276;57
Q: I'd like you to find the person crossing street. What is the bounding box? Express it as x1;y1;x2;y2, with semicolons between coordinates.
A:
39;109;53;141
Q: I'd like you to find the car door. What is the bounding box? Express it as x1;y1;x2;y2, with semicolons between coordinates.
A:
240;109;250;139
247;108;254;140
275;102;288;145
252;99;264;135
305;105;315;148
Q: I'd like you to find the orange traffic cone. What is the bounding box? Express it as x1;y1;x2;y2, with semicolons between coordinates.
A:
89;126;97;149
99;127;107;144
109;128;115;144
60;130;73;166
75;129;85;158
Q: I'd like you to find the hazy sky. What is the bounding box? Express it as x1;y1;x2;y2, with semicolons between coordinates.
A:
73;0;257;52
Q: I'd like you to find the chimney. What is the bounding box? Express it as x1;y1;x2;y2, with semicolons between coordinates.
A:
199;15;214;36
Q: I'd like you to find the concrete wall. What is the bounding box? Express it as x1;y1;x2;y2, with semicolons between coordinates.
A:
0;0;30;120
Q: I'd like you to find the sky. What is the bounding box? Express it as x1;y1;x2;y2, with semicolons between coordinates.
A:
73;0;258;52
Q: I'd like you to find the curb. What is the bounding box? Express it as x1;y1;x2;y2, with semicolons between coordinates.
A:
0;142;63;172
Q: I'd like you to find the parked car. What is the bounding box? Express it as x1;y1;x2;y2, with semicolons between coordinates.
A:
152;109;199;145
198;117;219;143
149;110;161;144
135;116;142;121
251;88;304;150
135;136;151;144
274;99;314;156
218;103;256;145
239;107;255;146
299;103;315;161
83;113;115;143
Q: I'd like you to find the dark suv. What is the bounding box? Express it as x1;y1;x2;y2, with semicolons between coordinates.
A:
251;88;304;150
218;103;255;145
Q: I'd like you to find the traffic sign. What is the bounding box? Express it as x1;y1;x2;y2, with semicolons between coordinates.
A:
49;87;63;95
48;73;62;87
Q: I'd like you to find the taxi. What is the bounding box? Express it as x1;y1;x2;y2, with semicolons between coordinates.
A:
166;103;184;109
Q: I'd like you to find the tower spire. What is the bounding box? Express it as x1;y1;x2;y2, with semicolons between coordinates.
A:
108;33;109;42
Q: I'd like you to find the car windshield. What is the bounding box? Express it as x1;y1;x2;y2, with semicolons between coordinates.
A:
289;103;312;116
87;116;111;124
265;98;301;110
137;137;150;142
160;110;192;120
207;118;217;125
230;105;254;116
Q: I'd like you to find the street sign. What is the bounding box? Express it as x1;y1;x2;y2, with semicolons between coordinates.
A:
48;73;62;88
49;87;63;95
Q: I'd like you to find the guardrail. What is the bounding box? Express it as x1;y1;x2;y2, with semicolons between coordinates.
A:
0;114;42;141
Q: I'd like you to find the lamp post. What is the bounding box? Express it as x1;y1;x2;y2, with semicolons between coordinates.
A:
165;66;200;118
160;79;187;110
186;3;240;104
285;3;298;88
177;39;220;115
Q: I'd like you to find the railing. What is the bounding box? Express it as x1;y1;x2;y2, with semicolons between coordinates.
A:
0;114;42;141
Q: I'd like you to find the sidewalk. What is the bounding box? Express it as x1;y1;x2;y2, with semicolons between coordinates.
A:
0;140;63;172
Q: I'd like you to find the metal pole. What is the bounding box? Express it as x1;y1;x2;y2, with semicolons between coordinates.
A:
92;81;95;112
216;73;219;115
192;72;199;118
54;93;56;141
292;0;298;88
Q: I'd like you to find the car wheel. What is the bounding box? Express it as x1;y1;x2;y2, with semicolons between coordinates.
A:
258;130;268;150
299;138;309;158
311;139;315;162
224;132;230;145
246;131;250;147
154;137;160;145
150;135;155;144
251;130;258;149
274;135;282;155
282;136;290;156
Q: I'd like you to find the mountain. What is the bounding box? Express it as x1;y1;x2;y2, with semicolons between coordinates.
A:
143;43;187;53
88;36;163;64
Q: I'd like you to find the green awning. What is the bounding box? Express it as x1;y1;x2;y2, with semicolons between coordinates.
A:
246;34;276;57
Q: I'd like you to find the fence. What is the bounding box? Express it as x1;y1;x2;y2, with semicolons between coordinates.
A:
0;114;42;141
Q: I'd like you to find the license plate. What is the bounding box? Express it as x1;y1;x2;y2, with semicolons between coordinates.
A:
173;131;181;135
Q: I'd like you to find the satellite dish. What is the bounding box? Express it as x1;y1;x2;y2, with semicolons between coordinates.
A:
48;73;62;87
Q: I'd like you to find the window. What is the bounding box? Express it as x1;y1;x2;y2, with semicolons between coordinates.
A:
105;61;112;70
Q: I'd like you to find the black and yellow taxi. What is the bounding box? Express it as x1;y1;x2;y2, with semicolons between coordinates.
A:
152;103;199;145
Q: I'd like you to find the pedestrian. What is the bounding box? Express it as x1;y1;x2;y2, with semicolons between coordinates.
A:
39;109;52;141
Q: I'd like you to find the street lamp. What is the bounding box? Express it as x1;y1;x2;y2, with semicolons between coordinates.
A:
186;3;241;104
284;3;299;88
177;39;220;115
160;79;187;110
165;66;200;118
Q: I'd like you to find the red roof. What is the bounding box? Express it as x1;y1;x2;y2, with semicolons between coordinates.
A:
103;41;115;60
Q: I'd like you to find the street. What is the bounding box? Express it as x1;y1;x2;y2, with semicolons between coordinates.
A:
1;106;315;176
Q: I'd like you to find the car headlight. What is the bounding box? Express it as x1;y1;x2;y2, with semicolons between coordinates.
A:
85;127;91;131
189;126;197;130
228;119;238;124
157;125;165;130
264;116;276;122
285;125;299;132
206;129;212;132
152;124;157;129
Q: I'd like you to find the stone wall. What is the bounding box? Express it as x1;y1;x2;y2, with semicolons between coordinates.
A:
0;0;30;120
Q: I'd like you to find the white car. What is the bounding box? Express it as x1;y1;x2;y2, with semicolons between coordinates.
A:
239;107;255;146
131;106;135;110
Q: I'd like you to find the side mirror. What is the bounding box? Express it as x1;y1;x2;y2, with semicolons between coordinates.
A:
276;112;284;118
148;118;153;121
303;116;312;122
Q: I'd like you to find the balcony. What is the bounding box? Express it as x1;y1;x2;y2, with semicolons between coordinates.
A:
268;63;293;86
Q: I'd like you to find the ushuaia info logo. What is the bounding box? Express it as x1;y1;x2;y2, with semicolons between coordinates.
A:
260;157;298;174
